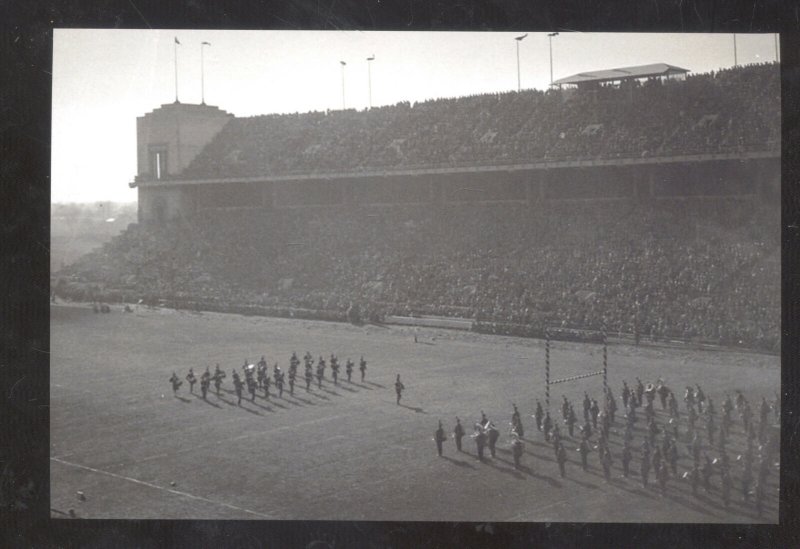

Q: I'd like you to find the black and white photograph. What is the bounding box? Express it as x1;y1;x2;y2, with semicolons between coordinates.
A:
50;29;780;522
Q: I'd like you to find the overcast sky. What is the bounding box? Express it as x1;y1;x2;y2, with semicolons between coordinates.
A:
52;30;779;203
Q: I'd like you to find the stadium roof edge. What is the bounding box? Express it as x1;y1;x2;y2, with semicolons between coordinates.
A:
553;63;690;86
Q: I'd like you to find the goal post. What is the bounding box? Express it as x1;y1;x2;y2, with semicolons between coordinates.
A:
544;328;608;413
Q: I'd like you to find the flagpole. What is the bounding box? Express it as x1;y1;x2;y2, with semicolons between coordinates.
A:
548;32;559;87
201;44;205;104
174;37;180;103
201;42;210;105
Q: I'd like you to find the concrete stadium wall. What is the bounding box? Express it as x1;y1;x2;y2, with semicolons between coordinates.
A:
136;156;778;223
137;103;233;180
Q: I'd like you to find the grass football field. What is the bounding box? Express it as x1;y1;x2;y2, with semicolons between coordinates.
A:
50;304;780;522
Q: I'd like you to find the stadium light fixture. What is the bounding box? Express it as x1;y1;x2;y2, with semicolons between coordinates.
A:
515;34;527;93
548;32;559;87
366;55;375;108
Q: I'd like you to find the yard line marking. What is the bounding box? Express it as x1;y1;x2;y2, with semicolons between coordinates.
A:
51;456;273;519
533;498;569;514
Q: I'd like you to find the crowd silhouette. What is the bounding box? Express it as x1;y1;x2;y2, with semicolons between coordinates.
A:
177;63;778;180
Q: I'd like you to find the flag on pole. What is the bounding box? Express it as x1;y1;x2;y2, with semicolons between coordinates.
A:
202;41;211;46
366;55;375;61
174;37;181;45
340;60;346;66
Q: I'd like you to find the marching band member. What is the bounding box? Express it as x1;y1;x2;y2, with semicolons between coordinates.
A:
185;368;196;393
434;420;446;457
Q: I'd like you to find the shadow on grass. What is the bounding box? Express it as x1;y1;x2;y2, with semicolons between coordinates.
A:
216;394;236;406
350;382;372;390
660;489;723;517
260;399;286;412
337;384;358;393
290;395;316;405
239;404;262;416
442;455;476;469
483;457;526;480
320;387;341;397
192;395;221;408
310;392;330;401
528;451;556;463
518;464;562;487
365;381;386;389
175;395;192;403
398;403;427;414
563;474;599;490
527;438;555;449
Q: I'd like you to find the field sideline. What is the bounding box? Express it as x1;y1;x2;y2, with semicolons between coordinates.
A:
50;304;780;522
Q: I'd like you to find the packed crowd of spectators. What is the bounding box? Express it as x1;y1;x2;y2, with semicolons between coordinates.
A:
179;63;779;180
58;197;779;352
60;62;780;351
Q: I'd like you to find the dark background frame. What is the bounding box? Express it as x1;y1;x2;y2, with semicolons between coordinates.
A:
2;1;798;546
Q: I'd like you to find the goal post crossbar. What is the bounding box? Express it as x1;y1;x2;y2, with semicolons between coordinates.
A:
549;370;604;385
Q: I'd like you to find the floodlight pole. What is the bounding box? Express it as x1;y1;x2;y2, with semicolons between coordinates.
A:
366;55;375;108
548;32;559;87
733;34;738;67
515;34;527;92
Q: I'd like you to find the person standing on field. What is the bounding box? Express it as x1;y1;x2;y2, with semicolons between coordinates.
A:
185;368;196;394
473;424;487;461
487;422;500;458
557;443;568;478
434;421;446;457
346;359;354;383
169;372;182;395
233;371;244;406
512;433;524;470
395;374;405;405
453;417;465;452
305;366;313;392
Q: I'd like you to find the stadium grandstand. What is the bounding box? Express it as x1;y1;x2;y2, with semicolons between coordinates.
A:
56;61;780;352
